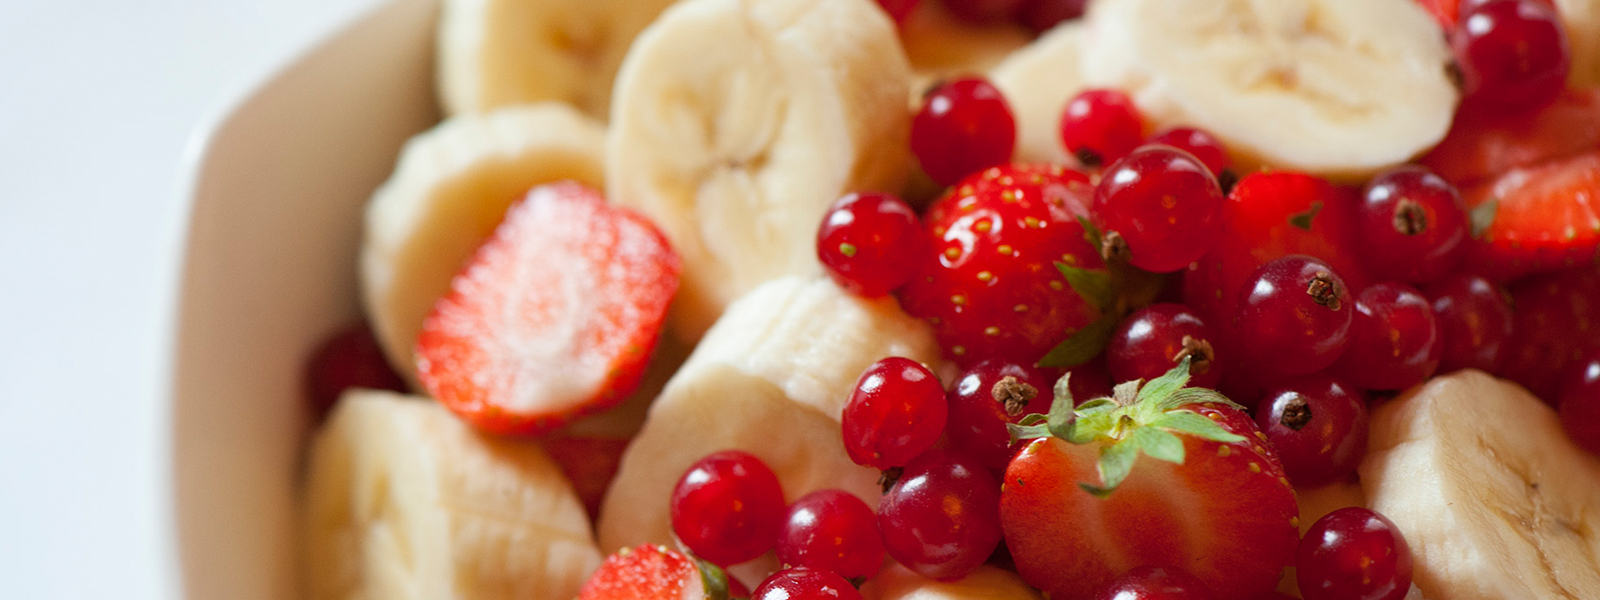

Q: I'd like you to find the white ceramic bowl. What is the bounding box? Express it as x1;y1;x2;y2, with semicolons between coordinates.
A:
171;0;439;596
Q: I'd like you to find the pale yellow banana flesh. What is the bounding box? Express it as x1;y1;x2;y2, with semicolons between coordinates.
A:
989;22;1087;166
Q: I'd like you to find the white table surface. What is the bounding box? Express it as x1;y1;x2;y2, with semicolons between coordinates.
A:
0;1;381;596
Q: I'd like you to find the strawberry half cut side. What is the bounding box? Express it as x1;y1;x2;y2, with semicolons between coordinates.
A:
999;359;1298;600
1460;150;1600;282
578;544;734;600
417;182;682;436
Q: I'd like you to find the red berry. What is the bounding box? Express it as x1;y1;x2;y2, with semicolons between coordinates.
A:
1093;145;1225;273
1332;283;1442;391
753;568;863;600
1015;0;1087;32
1452;0;1570;113
940;0;1026;24
670;450;787;566
878;449;1003;581
1421;88;1600;188
1457;149;1600;282
875;0;921;24
1146;127;1231;178
1558;349;1600;455
945;360;1057;471
1093;566;1217;600
912;77;1017;186
1356;166;1469;284
579;544;708;600
1106;303;1224;390
1499;268;1600;402
1233;255;1354;377
899;164;1103;366
305;322;407;422
1297;508;1414;600
842;357;948;470
1059;89;1144;168
1255;376;1369;487
776;490;885;579
817;192;924;297
1424;275;1513;374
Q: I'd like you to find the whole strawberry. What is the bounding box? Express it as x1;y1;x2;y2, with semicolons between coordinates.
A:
899;164;1104;366
1000;359;1298;599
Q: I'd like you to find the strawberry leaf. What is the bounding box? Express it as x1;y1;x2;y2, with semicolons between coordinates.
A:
1007;421;1052;443
1052;372;1077;407
696;558;732;600
1077;215;1104;250
1150;411;1247;443
1288;201;1323;231
1135;356;1192;404
1081;437;1140;498
1471;199;1498;239
1068;402;1117;444
1130;426;1185;465
1056;262;1115;311
1157;387;1246;412
1038;315;1119;368
1047;375;1078;440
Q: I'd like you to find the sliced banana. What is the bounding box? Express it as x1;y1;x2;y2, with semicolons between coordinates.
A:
1361;370;1600;599
1555;0;1600;87
863;564;1043;600
989;22;1088;165
901;2;1033;95
436;0;678;118
301;390;601;599
361;103;605;381
596;277;939;562
1079;0;1458;179
605;0;914;342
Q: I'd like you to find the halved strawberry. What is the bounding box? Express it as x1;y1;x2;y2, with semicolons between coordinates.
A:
578;544;735;600
1421;88;1600;188
1458;150;1600;282
416;182;681;436
1000;360;1299;600
1413;0;1462;28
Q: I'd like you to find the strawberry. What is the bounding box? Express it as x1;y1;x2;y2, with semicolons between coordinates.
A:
1413;0;1462;28
1500;267;1600;402
578;544;736;600
898;163;1104;367
417;182;681;436
1421;88;1600;188
1457;150;1600;282
1000;360;1299;600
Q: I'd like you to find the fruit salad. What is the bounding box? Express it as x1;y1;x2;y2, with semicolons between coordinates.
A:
297;0;1600;598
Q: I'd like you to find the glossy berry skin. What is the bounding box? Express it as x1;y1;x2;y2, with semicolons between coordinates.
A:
1060;89;1144;167
305;322;407;422
912;77;1017;186
1297;508;1414;600
1332;283;1442;391
878;449;1003;581
1356;166;1469;284
1452;0;1570;113
1558;350;1600;455
776;490;884;579
817;192;924;297
670;450;786;566
1425;275;1513;374
1093;565;1217;600
1233;255;1354;377
1146;127;1231;178
1255;376;1369;487
1016;0;1087;32
945;360;1057;471
899;164;1103;366
1500;268;1600;402
842;357;948;469
753;568;864;600
1094;145;1226;273
1107;303;1223;390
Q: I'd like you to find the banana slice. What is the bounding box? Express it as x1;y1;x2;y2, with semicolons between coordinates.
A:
596;277;939;563
605;0;914;342
1361;370;1600;599
435;0;678;118
901;2;1033;95
989;22;1088;165
1555;0;1600;86
1079;0;1458;179
301;390;601;599
361;103;605;381
863;564;1043;600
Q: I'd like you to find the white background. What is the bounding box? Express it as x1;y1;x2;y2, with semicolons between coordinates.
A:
0;0;378;596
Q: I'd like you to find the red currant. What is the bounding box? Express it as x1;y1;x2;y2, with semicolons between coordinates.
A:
878;449;1002;581
1558;349;1600;455
304;322;407;422
753;567;863;600
1332;282;1442;391
1233;255;1354;376
776;489;884;579
1015;0;1087;32
1093;565;1216;600
912;77;1017;185
1107;303;1224;390
1499;268;1600;402
1093;145;1225;273
1059;89;1144;168
842;357;948;470
945;360;1056;471
1146;127;1231;178
817;192;924;297
1356;166;1468;284
1425;275;1513;374
670;450;786;566
1452;0;1571;113
1255;376;1369;487
1297;508;1414;600
941;0;1026;25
